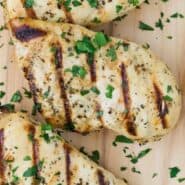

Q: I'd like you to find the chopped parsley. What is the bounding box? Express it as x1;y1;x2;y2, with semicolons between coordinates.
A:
163;95;173;102
43;87;51;98
167;85;172;93
131;167;141;174
90;86;100;95
155;18;164;30
106;47;117;61
80;147;100;163
87;0;98;8
65;65;87;79
23;166;37;177
75;37;95;54
23;88;32;98
169;167;180;178
63;0;72;11
113;135;134;146
93;32;110;48
32;103;42;116
23;156;31;161
11;91;22;103
105;85;115;98
152;173;158;178
120;166;127;171
92;17;101;24
0;103;15;112
116;5;123;14
80;89;90;96
128;0;139;6
139;21;154;31
72;0;82;6
0;91;5;99
178;178;185;183
40;123;53;143
126;148;152;164
24;0;34;8
171;12;184;19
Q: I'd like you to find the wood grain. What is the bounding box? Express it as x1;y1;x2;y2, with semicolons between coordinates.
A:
0;0;185;185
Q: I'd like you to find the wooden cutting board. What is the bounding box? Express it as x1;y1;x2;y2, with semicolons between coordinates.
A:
0;0;185;184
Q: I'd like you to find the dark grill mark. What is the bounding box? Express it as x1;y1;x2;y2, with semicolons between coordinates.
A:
57;3;74;23
121;63;136;136
23;67;41;113
153;83;168;128
29;126;40;183
12;25;46;42
0;129;5;182
87;54;96;82
53;44;72;124
97;170;109;185
121;63;130;110
64;144;71;185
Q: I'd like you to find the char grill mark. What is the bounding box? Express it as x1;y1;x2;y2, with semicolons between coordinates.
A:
11;24;46;42
97;170;108;185
53;44;72;125
87;54;96;82
121;63;137;136
23;67;41;113
29;126;40;183
57;2;74;23
64;144;71;185
87;55;103;126
0;129;5;183
153;83;168;129
21;0;37;18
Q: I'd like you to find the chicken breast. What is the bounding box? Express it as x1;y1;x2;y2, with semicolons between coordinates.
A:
4;0;144;26
9;18;181;142
0;112;126;185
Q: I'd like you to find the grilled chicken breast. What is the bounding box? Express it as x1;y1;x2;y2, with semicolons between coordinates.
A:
0;112;126;185
9;18;181;142
4;0;144;26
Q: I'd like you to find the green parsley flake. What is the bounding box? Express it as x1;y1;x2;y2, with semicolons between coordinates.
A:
139;21;154;31
93;32;110;48
91;86;100;95
169;167;180;178
24;0;34;8
75;37;95;54
128;148;152;164
105;85;115;98
0;104;15;112
11;91;22;103
24;156;31;161
116;5;123;14
80;89;90;96
106;47;117;61
72;0;82;6
0;91;5;99
113;135;134;146
65;65;87;79
32;103;42;116
128;0;139;6
23;166;37;177
23;88;32;98
87;0;98;8
163;95;173;102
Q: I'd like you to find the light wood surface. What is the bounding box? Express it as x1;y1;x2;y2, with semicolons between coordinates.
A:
0;0;185;184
